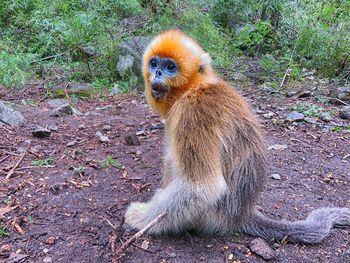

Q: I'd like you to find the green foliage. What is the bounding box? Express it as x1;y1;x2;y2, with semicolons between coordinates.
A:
73;166;86;175
0;224;9;238
212;0;350;79
293;102;334;121
100;155;123;169
32;157;54;167
0;51;35;88
331;125;350;132
0;0;349;89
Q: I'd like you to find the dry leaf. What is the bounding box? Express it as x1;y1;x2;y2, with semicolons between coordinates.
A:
141;240;150;250
0;206;18;217
69;179;91;189
11;221;25;235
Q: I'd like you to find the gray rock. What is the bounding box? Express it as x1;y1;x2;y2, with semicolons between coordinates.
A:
262;112;274;119
99;135;110;143
117;54;134;78
47;124;59;131
32;126;51;138
50;105;73;117
0;101;26;127
320;112;332;122
124;134;140;146
50;82;94;98
109;84;123;95
118;36;152;88
330;87;350;104
95;131;110;143
249;238;275;260
102;125;112;131
66;140;78;147
46;99;70;108
271;173;281;180
285;111;305;122
50;104;82;117
304;117;318;124
268;144;288;151
339;106;350;120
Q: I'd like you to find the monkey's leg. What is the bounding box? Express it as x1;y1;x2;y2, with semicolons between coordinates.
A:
125;178;221;236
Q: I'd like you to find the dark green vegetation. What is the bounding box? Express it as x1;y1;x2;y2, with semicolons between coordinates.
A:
0;0;349;88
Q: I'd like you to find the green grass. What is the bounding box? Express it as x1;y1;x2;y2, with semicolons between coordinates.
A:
331;125;350;132
31;157;54;167
100;155;123;169
0;224;9;238
0;0;349;89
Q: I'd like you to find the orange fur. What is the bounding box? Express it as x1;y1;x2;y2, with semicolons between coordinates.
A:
143;29;213;117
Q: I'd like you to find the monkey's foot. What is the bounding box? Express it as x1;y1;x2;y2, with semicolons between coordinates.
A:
125;202;150;230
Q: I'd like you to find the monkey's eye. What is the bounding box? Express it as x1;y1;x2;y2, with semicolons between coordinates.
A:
166;61;176;72
149;58;158;69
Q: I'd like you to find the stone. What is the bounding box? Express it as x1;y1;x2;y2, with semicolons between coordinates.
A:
262;112;274;119
124;134;140;146
66;140;78;147
330;87;350;104
339;106;350;120
32;126;51;138
271;173;281;180
47;124;59;131
102;125;112;131
267;144;288;151
118;36;152;88
50;105;73;117
285;111;305;122
95;131;110;143
117;54;134;78
50;104;82;117
99;135;110;143
249;238;275;260
109;84;123;95
0;102;25;127
46;99;70;108
50;82;94;98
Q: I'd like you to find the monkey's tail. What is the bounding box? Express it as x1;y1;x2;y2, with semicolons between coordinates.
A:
241;207;350;243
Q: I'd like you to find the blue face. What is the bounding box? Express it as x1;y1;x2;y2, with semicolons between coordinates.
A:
148;56;178;100
148;56;178;80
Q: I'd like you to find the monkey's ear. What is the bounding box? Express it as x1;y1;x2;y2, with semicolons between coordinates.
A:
199;53;211;73
200;53;211;66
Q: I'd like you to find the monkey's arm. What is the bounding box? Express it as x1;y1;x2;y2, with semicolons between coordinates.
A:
125;89;228;234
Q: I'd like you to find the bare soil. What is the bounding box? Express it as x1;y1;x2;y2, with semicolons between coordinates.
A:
0;82;349;263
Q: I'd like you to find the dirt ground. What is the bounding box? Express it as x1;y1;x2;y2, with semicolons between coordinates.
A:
0;81;349;263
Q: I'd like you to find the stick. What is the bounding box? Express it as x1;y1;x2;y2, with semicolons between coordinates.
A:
5;143;30;179
114;212;166;257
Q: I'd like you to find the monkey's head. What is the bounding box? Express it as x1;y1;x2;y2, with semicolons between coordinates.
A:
143;29;213;116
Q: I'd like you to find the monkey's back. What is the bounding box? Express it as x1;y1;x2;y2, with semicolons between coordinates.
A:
166;79;268;234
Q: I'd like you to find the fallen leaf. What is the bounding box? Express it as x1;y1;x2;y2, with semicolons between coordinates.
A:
69;179;91;189
11;221;25;235
0;206;18;217
141;240;150;250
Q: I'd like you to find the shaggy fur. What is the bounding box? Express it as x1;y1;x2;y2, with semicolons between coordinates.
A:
125;30;350;243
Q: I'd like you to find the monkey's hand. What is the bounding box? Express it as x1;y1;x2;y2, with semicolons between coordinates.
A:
125;201;150;230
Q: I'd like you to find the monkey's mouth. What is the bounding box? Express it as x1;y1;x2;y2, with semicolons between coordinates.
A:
151;82;170;100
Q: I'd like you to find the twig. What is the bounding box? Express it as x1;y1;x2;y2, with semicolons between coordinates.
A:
0;155;10;164
325;96;350;106
114;212;166;257
280;43;297;89
5;143;30;179
98;215;117;230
